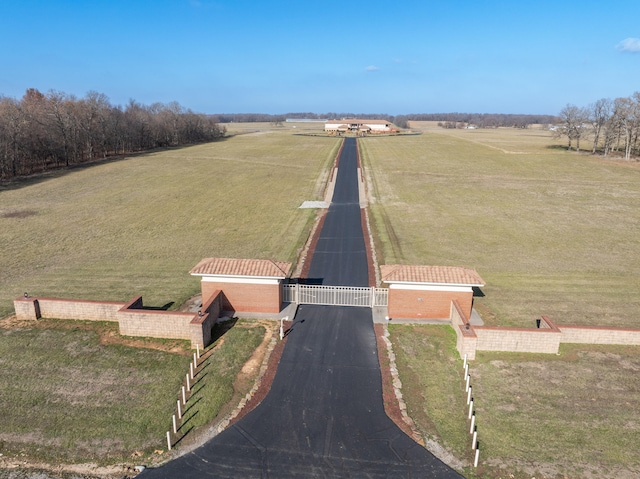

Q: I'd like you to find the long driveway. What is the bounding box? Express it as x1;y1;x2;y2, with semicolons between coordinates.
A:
140;138;464;478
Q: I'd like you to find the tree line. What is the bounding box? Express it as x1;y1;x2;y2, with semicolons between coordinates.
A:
555;93;640;160
213;112;556;130
0;88;225;180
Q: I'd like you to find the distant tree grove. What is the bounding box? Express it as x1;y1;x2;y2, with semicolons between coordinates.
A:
556;92;640;160
0;89;226;180
215;112;556;130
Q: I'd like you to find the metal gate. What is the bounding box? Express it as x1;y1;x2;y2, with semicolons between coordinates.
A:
283;284;388;308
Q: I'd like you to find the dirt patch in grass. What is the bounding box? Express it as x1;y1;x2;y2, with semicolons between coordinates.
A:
0;208;38;218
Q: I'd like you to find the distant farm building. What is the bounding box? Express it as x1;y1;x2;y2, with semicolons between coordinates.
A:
325;119;395;135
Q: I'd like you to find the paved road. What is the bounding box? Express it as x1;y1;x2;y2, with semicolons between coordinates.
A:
140;138;464;478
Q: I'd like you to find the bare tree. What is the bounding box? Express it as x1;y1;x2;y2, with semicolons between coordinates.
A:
587;98;612;154
556;104;589;151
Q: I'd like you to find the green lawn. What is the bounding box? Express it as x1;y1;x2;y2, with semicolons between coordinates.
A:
361;128;640;327
390;324;640;479
0;318;269;465
0;320;190;463
0;131;340;318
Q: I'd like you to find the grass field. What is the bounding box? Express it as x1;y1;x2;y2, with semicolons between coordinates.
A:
0;129;340;319
367;127;640;478
360;127;640;327
390;324;640;479
0;317;268;466
0;319;191;464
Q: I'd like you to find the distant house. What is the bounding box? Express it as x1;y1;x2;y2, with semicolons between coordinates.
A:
324;119;394;134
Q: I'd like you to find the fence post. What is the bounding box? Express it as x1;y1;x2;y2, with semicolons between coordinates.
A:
177;400;182;419
474;445;480;467
182;386;186;405
172;414;177;434
167;431;172;451
186;373;191;391
468;398;474;419
472;428;477;450
370;287;375;308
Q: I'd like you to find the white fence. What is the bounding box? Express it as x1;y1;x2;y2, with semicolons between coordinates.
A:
283;284;388;308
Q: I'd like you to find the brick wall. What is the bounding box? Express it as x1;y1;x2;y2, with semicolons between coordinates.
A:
201;281;282;313
474;323;561;355
189;290;223;348
451;300;478;360
14;297;41;320
560;325;640;345
13;296;124;321
388;288;473;319
13;295;220;349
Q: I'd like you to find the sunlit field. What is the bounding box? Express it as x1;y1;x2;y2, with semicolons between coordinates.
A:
0;129;340;318
361;127;640;327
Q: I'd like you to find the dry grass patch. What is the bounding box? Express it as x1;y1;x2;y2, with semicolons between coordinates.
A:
0;319;190;464
0;133;340;318
390;324;640;479
472;345;640;479
361;129;640;327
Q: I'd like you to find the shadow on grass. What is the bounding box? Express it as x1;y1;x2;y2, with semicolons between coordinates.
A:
210;318;238;345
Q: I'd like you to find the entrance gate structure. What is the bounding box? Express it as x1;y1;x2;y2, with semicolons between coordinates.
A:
283;284;388;308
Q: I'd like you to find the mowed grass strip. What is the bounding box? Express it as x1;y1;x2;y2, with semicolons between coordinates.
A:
388;325;470;459
0;320;190;463
0;132;341;318
360;129;640;327
178;321;266;433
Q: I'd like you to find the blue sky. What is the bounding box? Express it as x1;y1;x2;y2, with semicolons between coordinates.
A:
1;0;639;115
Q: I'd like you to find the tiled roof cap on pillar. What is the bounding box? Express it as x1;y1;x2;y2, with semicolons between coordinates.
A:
380;265;484;286
190;258;291;278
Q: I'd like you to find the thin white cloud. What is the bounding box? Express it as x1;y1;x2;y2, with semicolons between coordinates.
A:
365;65;380;72
616;37;640;53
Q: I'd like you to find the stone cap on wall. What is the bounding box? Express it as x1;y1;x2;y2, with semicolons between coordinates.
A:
380;265;485;287
190;257;292;279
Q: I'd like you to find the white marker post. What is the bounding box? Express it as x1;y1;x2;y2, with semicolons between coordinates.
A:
464;363;469;380
472;428;477;450
468;398;474;419
182;386;186;405
467;385;472;405
469;412;475;433
463;353;467;369
465;373;470;392
190;362;194;380
186;373;191;391
172;414;177;434
193;352;198;368
177;400;182;419
474;446;480;467
167;431;172;451
196;343;200;359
